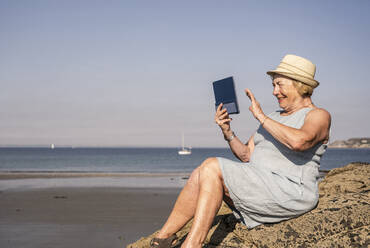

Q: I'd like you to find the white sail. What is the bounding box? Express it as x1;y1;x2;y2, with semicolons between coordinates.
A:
178;133;191;155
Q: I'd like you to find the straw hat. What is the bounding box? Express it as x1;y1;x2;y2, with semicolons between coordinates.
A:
267;54;319;88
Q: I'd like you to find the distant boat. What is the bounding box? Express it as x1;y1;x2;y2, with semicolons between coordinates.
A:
178;133;191;155
50;144;55;149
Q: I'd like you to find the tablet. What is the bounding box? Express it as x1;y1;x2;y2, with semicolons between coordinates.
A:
212;76;240;114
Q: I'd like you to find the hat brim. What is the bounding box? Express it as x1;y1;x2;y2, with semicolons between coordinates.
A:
267;70;319;88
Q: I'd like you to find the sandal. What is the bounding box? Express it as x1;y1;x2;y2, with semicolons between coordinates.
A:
150;234;178;248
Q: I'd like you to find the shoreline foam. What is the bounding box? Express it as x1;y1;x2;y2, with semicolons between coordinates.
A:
0;170;328;191
0;173;189;191
0;171;190;179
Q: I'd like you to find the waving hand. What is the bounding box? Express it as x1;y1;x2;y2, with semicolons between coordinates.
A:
245;88;266;123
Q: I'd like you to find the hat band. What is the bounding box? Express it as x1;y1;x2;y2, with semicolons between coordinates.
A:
275;70;318;84
279;61;314;78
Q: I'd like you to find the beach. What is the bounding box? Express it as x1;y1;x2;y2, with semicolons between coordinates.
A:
0;174;184;248
0;170;332;248
0;147;368;247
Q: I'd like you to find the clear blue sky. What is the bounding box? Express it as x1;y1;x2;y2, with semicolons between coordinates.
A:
1;0;369;147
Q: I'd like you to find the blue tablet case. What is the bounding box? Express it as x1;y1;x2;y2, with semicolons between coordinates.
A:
212;77;240;114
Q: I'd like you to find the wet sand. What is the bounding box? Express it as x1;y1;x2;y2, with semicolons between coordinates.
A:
0;172;190;180
0;186;181;248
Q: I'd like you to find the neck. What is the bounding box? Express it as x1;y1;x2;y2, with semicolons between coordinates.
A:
283;97;314;115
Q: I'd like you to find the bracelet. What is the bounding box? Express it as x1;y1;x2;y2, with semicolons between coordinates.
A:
261;116;268;126
224;131;235;142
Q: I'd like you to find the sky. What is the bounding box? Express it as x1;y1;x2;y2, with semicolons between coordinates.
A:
1;0;369;148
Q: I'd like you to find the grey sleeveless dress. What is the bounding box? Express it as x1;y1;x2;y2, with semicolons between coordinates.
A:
218;107;327;228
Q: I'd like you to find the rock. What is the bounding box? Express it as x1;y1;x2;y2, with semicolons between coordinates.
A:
328;138;370;148
127;163;370;247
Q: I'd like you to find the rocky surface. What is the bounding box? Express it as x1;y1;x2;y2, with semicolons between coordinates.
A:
128;163;370;247
328;138;370;148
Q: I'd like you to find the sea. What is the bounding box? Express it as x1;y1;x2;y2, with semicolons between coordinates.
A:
0;147;369;173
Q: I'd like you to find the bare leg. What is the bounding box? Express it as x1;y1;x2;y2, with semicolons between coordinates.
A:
181;158;224;248
155;166;201;239
155;157;232;247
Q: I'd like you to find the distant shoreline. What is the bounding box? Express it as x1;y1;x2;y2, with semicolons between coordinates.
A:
326;146;370;149
328;137;370;149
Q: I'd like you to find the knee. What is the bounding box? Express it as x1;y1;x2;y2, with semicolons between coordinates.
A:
199;157;222;178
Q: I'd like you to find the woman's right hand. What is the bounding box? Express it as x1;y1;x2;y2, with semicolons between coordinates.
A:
215;103;232;133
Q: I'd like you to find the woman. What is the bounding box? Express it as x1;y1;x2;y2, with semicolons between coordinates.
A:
150;54;331;248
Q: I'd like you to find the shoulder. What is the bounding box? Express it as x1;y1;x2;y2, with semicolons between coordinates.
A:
307;107;331;119
305;107;331;125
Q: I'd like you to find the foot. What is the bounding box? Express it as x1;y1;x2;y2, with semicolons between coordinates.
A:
150;234;178;248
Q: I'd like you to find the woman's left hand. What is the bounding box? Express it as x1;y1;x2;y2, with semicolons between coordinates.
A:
245;88;266;123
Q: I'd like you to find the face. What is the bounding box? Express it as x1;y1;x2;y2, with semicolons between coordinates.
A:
272;75;302;110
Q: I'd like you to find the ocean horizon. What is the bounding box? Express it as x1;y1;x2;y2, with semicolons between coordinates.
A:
0;147;369;173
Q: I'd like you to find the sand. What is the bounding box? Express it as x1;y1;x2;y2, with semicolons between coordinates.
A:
0;186;181;248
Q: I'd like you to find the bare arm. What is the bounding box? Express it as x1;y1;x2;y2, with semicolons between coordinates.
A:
262;108;331;151
245;89;331;151
228;134;255;162
215;104;254;162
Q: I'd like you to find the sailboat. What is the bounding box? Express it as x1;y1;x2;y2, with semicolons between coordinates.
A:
178;133;191;155
50;144;55;149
